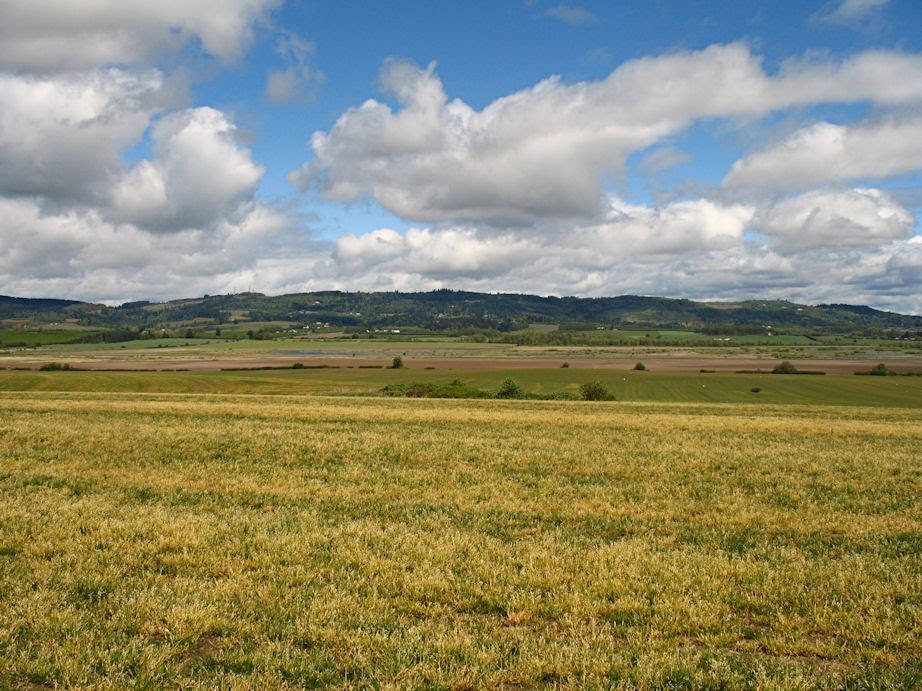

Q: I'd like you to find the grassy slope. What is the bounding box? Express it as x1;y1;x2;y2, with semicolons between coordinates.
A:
0;393;919;687
1;367;921;407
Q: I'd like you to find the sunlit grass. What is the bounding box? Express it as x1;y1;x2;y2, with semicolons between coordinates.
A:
1;392;919;687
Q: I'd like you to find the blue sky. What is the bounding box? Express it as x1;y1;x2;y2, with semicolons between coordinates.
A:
1;0;921;312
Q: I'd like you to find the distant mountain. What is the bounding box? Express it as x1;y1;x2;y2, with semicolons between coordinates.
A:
2;291;921;335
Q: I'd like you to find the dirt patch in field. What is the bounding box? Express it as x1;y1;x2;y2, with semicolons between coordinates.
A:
175;633;225;671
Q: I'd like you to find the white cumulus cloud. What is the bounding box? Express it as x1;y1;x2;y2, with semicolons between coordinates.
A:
0;196;304;303
111;107;264;232
724;116;922;191
329;197;754;286
585;198;754;257
0;2;313;303
0;0;280;71
292;45;922;227
0;69;171;202
298;189;920;313
753;188;914;252
336;227;540;279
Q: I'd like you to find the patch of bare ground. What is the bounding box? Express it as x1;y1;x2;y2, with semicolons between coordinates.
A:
680;634;850;674
174;633;225;671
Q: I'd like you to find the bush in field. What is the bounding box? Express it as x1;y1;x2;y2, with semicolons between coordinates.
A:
496;379;524;399
633;362;646;371
390;355;404;369
580;381;613;401
750;387;761;393
867;363;896;376
39;362;73;371
772;361;799;374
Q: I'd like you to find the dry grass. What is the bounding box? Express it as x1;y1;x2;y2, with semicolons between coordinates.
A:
0;392;919;688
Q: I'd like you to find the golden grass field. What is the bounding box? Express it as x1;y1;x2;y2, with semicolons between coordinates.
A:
1;390;919;688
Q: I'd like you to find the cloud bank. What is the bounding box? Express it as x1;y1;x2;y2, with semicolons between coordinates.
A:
0;0;304;302
319;191;920;314
292;45;922;226
0;9;920;315
0;0;279;71
282;45;922;313
724;117;922;191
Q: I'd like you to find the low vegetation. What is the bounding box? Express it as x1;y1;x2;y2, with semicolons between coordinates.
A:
37;362;76;371
0;392;919;687
771;361;826;375
382;380;494;399
772;360;800;374
860;363;898;376
381;378;587;401
579;380;614;401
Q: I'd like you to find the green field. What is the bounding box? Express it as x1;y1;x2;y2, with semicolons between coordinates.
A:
0;391;919;687
2;367;922;407
0;328;101;347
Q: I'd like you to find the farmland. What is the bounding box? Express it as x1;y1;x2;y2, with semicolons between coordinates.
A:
0;328;101;348
1;385;920;687
2;366;922;407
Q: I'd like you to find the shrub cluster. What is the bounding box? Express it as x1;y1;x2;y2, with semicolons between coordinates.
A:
38;362;75;371
496;379;523;399
771;361;825;375
381;380;491;399
771;361;799;374
380;377;616;401
861;363;896;376
579;381;614;401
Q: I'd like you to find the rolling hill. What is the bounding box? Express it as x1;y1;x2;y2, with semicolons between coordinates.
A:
2;290;921;336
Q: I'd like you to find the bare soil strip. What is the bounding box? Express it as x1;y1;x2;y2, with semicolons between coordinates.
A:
5;352;922;374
